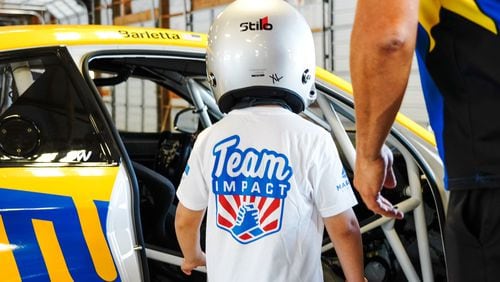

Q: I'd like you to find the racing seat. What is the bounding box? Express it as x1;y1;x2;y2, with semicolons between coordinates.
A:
132;161;176;248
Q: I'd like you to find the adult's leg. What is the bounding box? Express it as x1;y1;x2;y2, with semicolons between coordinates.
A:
445;189;500;282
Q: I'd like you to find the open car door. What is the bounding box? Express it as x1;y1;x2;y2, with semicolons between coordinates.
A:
0;47;147;281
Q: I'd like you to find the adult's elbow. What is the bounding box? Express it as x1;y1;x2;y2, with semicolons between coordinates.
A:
376;31;415;56
351;29;416;63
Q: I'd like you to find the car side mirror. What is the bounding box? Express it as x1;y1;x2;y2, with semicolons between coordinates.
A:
174;108;200;134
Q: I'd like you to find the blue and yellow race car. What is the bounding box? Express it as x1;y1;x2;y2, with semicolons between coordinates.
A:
0;25;447;282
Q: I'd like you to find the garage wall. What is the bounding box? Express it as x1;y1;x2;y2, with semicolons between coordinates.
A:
103;0;430;128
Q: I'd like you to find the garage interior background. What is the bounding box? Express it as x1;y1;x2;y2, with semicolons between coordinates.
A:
0;0;429;130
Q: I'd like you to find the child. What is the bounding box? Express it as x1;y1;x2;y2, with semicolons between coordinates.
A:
175;0;365;281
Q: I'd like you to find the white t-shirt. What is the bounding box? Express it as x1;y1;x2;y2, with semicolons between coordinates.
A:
177;106;357;282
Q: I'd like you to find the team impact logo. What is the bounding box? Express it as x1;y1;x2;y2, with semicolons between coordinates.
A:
212;135;292;244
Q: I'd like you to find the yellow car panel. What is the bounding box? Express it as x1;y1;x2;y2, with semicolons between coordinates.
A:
0;25;207;50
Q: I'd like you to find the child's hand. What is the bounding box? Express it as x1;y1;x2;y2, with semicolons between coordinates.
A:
181;252;206;275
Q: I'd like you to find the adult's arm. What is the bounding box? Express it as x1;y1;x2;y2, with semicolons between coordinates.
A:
175;203;206;275
350;0;419;219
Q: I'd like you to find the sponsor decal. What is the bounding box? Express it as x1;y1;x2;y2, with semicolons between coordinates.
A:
118;30;181;40
211;135;291;244
59;150;92;162
240;16;273;32
336;168;351;191
0;188;118;281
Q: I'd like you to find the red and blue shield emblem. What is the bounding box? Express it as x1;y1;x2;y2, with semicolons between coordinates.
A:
212;135;292;244
215;195;284;243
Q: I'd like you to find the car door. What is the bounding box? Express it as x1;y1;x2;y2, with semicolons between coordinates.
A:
0;47;146;281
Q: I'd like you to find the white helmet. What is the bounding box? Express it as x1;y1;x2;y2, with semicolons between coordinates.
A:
206;0;316;113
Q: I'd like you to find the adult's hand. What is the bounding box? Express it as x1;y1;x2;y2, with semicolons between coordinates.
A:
354;145;403;219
